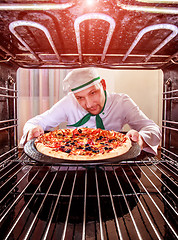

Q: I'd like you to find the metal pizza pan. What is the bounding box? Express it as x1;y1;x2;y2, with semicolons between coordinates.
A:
24;138;141;166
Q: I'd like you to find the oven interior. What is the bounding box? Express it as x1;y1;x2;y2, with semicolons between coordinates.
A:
0;1;178;239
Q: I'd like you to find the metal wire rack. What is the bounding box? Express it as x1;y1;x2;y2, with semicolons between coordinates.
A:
0;152;177;240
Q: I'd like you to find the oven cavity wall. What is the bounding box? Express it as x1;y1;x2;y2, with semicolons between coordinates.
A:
0;63;18;160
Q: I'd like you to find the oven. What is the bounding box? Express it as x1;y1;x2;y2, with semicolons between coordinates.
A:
0;1;177;239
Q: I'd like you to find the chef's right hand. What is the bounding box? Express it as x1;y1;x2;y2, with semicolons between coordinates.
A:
27;125;44;142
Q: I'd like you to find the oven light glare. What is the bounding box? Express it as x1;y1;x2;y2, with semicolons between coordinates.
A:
86;0;95;6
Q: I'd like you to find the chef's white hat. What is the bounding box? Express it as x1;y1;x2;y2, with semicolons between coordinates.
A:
63;67;101;93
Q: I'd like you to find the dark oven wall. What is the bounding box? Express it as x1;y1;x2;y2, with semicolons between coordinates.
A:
162;65;178;159
0;63;18;159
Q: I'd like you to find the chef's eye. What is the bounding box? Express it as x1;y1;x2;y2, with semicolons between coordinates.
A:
91;91;96;95
76;96;83;100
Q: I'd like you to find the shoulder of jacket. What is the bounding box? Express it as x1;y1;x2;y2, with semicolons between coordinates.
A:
109;92;130;100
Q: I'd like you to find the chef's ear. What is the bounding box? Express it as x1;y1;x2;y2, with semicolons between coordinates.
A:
100;79;106;90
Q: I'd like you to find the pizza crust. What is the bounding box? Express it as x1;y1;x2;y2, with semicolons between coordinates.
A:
35;130;132;161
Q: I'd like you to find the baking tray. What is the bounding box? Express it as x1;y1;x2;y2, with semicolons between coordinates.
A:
24;138;141;166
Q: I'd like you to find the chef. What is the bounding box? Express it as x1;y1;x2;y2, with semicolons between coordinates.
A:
21;67;161;155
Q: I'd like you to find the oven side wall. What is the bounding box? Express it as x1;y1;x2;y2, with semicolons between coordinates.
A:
162;65;178;159
0;63;18;159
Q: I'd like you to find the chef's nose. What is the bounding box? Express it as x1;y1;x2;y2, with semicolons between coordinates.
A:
85;97;92;108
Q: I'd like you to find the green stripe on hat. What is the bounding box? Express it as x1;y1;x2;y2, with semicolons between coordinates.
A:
71;76;100;92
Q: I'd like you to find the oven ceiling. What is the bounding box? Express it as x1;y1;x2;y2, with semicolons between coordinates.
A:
0;0;177;69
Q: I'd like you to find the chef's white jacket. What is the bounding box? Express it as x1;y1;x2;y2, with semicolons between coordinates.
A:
21;91;161;155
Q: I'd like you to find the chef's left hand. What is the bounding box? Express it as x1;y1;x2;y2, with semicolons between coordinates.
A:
126;129;146;150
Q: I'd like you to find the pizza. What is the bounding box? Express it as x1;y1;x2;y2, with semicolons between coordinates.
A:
34;128;132;161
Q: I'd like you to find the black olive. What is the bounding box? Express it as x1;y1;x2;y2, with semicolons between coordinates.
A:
60;147;65;152
92;150;99;153
85;143;90;146
96;136;103;141
78;129;82;133
104;147;109;150
65;149;71;153
77;146;83;149
85;147;92;151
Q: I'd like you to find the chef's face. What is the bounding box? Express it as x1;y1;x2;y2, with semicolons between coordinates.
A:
74;79;106;115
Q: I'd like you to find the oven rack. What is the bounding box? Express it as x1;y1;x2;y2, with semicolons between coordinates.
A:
0;152;177;240
0;1;177;69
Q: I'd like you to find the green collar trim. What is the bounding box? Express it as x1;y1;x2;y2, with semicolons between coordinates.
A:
71;76;100;92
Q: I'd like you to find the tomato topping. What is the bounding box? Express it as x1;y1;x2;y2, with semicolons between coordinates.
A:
92;129;101;135
87;138;94;145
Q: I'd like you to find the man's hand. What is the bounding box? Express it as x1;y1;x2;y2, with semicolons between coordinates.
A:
126;129;146;150
27;125;44;142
